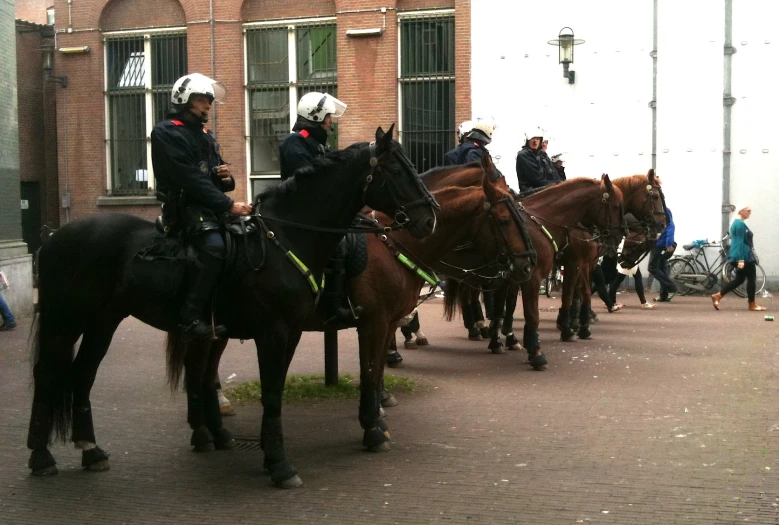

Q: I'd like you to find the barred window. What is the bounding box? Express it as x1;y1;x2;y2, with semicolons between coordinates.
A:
399;12;455;173
245;20;337;196
105;31;187;195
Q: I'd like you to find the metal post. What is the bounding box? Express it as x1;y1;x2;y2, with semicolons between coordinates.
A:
324;328;339;386
650;0;658;171
722;0;736;238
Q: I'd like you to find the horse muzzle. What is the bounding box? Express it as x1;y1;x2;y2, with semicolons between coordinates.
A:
511;257;534;284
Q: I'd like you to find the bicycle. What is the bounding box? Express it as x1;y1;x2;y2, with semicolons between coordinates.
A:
668;235;766;298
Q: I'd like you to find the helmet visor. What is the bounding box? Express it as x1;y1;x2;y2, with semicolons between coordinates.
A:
211;81;227;104
327;95;347;119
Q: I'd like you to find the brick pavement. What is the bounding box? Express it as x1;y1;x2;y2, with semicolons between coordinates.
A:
0;293;776;524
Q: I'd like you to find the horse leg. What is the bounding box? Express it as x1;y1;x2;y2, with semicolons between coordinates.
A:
502;284;522;351
256;326;303;488
358;323;392;452
557;264;580;342
520;277;548;370
569;290;582;332
577;268;594;340
203;338;233;450
216;380;236;417
184;338;217;452
70;319;124;471
27;326;83;476
480;289;493;339
487;286;506;354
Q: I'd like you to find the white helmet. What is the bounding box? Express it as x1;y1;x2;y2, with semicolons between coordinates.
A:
456;120;473;143
297;92;347;123
470;117;497;142
171;73;226;106
524;126;545;142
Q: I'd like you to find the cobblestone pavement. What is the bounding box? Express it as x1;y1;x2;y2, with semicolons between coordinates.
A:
0;293;776;524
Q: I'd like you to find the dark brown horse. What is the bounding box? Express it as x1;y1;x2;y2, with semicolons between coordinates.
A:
26;127;438;488
444;175;626;369
206;154;535;456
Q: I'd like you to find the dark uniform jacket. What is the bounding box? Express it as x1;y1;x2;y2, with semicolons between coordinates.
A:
515;145;548;192
539;150;563;183
151;113;235;236
279;121;330;180
555;165;567;181
442;140;487;166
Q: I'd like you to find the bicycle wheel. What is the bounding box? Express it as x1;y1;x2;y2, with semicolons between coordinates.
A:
723;262;767;298
668;258;697;296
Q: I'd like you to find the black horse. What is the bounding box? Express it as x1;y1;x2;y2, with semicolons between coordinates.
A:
27;126;439;488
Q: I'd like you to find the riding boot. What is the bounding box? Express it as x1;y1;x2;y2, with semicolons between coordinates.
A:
181;249;227;339
323;252;363;323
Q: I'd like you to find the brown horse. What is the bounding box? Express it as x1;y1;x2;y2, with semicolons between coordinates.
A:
555;170;667;340
200;154;536;458
443;175;626;369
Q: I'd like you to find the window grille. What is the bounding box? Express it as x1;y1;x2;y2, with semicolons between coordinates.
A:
399;13;455;173
245;20;337;195
105;32;186;195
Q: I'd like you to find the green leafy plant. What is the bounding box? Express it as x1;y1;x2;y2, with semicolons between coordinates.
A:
225;374;415;403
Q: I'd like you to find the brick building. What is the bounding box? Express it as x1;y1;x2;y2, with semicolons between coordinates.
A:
34;0;471;225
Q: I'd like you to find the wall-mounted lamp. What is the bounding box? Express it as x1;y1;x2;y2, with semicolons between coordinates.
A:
42;41;68;87
346;27;384;37
547;27;584;84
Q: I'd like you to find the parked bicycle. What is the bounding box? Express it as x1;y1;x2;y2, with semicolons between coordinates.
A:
668;235;766;298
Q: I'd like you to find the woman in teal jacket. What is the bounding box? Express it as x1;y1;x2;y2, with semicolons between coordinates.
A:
711;205;767;311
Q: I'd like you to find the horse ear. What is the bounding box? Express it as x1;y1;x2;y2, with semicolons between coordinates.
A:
647;168;655;184
375;127;385;141
480;152;495;180
601;173;615;194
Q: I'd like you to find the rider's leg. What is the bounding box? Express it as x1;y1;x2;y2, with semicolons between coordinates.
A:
181;230;226;339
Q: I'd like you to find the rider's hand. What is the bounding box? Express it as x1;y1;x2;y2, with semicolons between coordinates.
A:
666;245;675;252
738;260;745;269
229;202;252;216
216;165;231;180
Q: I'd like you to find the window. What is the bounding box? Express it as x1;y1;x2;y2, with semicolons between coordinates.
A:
245;20;337;195
399;12;455;173
105;31;187;195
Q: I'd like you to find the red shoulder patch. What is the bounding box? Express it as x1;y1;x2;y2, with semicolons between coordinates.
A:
170;120;184;126
299;129;310;138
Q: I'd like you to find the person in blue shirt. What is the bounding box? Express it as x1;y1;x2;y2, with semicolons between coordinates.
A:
710;205;766;311
648;207;677;302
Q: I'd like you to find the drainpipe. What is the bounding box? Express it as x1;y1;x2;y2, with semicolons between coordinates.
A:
209;0;217;136
722;0;736;237
649;0;658;171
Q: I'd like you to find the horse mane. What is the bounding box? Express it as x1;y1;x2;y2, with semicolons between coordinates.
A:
420;160;482;181
258;142;368;202
522;177;601;204
612;174;648;194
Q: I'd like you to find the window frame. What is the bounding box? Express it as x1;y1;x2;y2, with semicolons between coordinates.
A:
103;27;187;196
397;9;456;174
243;17;337;195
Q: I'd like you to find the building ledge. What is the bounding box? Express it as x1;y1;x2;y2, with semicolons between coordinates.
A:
97;196;159;207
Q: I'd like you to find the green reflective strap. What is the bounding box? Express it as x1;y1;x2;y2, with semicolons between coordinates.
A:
286;250;322;294
540;225;559;253
397;253;439;286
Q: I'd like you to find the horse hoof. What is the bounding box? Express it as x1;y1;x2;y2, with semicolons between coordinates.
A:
31;465;58;476
213;428;235;450
560;329;575;342
191;428;215;452
403;340;418;350
415;337;429;346
220;404;236;417
528;353;548;371
368;441;392;453
85;459;110;472
577;326;592;340
275;474;304;489
490;343;505;355
381;393;399;408
505;334;522;351
479;326;490;339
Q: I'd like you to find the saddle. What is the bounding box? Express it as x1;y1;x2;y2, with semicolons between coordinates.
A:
128;216;264;298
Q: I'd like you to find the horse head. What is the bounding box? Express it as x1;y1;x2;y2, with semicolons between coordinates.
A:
475;153;535;283
618;229;653;269
364;125;439;238
598;173;627;251
644;169;668;238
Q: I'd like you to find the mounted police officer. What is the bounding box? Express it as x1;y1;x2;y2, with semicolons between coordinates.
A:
550;152;568;181
515;126;550;192
539;136;563;183
151;73;253;339
442;117;496;166
278;92;360;323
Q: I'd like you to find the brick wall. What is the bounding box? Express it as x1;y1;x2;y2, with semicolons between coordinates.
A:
14;0;48;24
46;0;470;221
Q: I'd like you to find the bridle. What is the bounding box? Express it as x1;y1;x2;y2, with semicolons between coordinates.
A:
363;141;440;231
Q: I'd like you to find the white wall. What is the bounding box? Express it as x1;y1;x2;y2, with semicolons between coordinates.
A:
471;0;778;284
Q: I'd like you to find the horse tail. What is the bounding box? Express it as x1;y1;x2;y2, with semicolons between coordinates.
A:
165;331;188;392
31;259;77;443
443;278;461;321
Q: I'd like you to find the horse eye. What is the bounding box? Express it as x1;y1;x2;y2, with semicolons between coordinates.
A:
499;217;510;225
